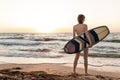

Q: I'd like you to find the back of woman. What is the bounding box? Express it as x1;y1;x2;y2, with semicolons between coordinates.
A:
73;14;92;75
73;24;86;35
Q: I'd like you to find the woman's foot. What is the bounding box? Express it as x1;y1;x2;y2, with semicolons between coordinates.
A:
71;72;79;77
85;73;91;76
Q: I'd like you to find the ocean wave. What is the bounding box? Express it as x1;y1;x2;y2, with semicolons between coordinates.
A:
87;53;120;58
0;37;24;39
19;49;51;52
33;38;68;41
103;40;120;43
3;55;63;58
0;42;41;46
0;52;63;58
95;46;117;49
92;49;119;53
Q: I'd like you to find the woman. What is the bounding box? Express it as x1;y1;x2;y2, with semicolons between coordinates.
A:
73;14;92;75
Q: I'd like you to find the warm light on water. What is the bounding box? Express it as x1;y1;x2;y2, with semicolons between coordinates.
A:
0;33;120;66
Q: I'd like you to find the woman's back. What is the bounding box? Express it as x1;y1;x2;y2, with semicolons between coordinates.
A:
73;24;86;35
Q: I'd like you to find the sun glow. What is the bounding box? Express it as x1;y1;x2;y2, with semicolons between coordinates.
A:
0;0;120;33
35;26;54;33
31;21;58;33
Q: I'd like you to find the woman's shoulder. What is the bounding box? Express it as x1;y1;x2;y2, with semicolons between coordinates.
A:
73;24;88;28
83;24;88;26
73;24;78;29
73;24;79;27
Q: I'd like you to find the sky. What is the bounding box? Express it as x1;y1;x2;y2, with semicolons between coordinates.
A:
0;0;120;33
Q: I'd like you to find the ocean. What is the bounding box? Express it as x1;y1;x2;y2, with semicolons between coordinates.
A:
0;33;120;67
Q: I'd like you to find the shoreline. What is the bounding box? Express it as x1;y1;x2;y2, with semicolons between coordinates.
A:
0;62;120;74
0;63;120;80
63;63;120;73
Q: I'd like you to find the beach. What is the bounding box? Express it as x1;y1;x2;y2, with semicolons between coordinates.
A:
0;63;120;80
0;33;120;80
0;0;120;79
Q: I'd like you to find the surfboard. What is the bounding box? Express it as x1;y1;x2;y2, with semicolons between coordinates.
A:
64;26;110;54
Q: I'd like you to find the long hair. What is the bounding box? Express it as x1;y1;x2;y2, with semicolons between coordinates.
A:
77;14;85;24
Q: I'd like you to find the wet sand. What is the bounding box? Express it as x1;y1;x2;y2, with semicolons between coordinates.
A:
0;63;120;80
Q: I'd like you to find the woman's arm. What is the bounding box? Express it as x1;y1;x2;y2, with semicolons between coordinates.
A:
73;26;76;38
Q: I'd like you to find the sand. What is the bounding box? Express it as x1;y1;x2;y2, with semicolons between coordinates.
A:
0;63;120;80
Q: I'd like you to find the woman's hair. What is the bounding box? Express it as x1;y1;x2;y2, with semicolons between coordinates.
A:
77;14;85;24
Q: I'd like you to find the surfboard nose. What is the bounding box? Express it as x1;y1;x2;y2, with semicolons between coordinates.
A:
64;43;76;54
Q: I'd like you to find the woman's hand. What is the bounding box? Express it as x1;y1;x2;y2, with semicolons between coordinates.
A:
89;43;93;48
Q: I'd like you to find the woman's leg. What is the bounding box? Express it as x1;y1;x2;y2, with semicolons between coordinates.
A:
84;48;88;75
73;52;80;73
